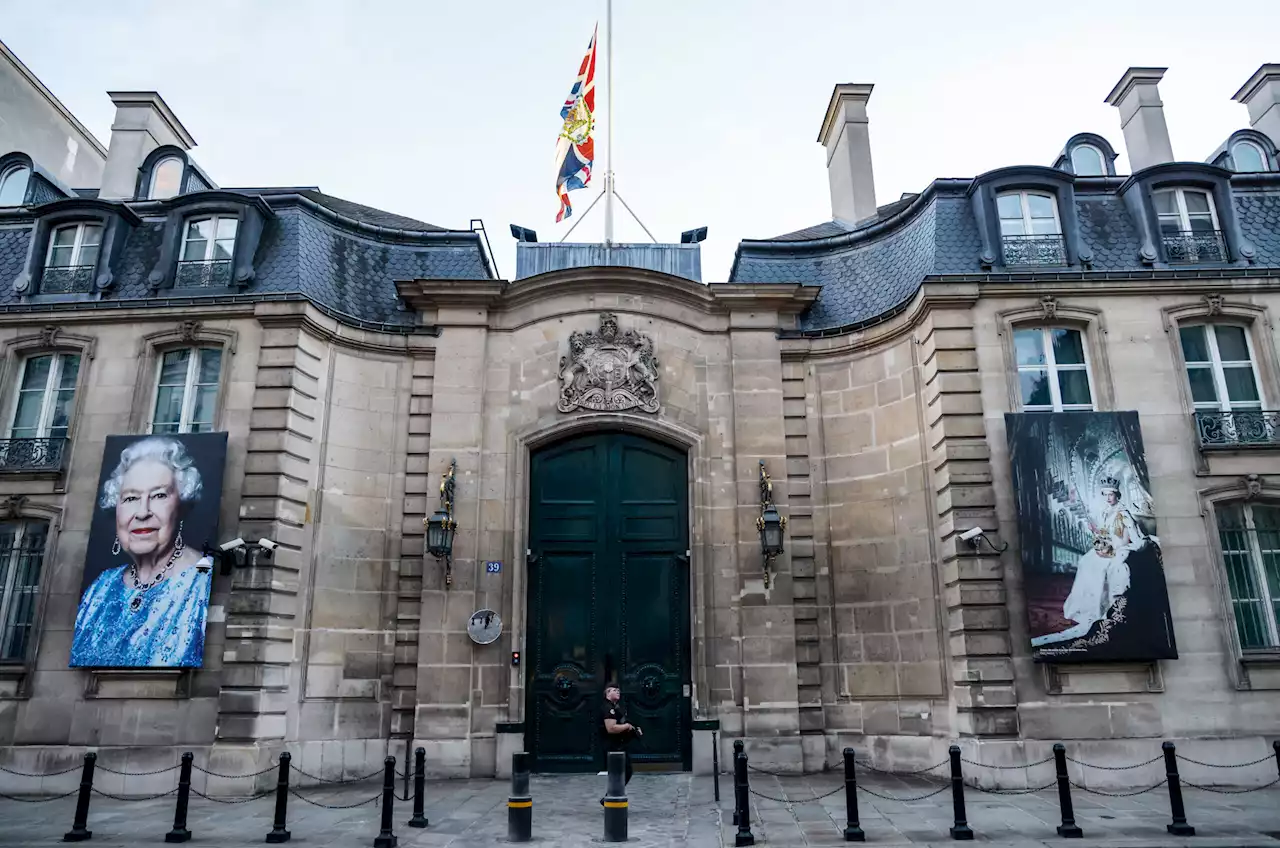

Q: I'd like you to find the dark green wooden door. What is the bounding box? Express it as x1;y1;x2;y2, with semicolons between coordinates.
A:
526;432;691;772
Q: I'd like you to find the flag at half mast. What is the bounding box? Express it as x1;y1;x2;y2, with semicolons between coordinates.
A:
554;24;598;222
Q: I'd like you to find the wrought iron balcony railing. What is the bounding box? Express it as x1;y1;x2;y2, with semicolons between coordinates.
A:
1195;410;1280;449
0;438;69;472
1001;234;1067;267
1163;230;1227;264
39;265;94;295
175;260;233;289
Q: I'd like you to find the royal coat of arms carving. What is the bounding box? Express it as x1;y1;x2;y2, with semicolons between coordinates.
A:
558;313;660;414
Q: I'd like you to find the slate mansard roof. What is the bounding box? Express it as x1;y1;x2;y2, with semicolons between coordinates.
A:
0;187;494;331
730;171;1280;334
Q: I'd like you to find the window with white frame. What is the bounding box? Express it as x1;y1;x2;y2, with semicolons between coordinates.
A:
1232;140;1267;173
8;353;81;441
1070;145;1106;176
148;156;183;200
46;223;103;269
1178;324;1262;413
1154;189;1218;235
1013;327;1094;411
181;216;237;262
151;348;222;434
0;165;30;207
997;191;1061;237
0;520;48;662
1216;502;1280;650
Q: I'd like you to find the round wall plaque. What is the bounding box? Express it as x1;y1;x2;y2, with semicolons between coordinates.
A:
467;609;502;645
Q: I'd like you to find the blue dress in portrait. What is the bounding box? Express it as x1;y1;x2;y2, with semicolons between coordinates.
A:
70;557;213;668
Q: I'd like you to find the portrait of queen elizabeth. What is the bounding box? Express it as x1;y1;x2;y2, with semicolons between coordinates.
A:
70;434;227;668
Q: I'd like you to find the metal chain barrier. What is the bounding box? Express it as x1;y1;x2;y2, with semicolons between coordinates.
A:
0;763;82;778
95;763;181;777
856;782;952;802
748;781;846;805
0;787;80;803
1180;775;1280;794
192;763;278;779
189;787;274;804
1069;778;1167;797
90;786;179;802
1066;753;1163;770
288;764;383;786
1177;752;1275;769
970;779;1058;795
855;757;948;776
286;787;382;809
961;755;1054;770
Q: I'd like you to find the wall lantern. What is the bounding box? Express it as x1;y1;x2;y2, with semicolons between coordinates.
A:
425;459;458;586
755;460;786;588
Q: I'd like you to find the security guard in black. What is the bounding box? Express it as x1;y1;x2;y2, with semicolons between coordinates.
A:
600;684;640;785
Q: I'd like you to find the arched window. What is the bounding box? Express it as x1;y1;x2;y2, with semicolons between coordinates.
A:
1232;140;1267;173
1070;144;1106;177
0;164;30;206
148;156;184;200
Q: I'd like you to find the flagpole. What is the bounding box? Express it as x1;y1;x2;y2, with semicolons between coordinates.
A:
603;0;615;246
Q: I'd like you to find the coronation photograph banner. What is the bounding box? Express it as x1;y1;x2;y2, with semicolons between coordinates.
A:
1006;411;1177;662
70;432;228;668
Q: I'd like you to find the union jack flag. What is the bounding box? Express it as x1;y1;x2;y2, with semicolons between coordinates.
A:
554;25;597;222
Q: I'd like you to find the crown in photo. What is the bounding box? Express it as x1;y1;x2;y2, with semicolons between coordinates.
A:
1099;476;1121;493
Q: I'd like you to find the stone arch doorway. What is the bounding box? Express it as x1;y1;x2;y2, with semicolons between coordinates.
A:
524;430;692;773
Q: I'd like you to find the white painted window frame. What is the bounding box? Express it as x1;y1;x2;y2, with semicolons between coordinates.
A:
0;164;30;206
5;353;79;439
996;190;1063;237
1015;326;1095;412
1220;503;1280;649
1231;139;1267;172
148;156;184;200
1154;188;1220;232
149;347;220;434
1181;323;1265;412
45;222;102;268
1070;144;1105;176
180;215;238;262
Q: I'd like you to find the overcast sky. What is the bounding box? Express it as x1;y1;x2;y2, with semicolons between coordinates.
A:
5;0;1280;280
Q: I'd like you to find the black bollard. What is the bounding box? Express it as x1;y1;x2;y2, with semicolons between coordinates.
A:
948;745;973;841
62;751;96;842
407;747;428;828
731;740;744;826
265;752;292;844
603;750;628;842
1053;744;1082;839
1273;740;1279;779
373;756;397;848
842;747;865;842
733;743;754;847
164;752;194;843
507;752;532;843
1163;741;1195;836
712;730;720;803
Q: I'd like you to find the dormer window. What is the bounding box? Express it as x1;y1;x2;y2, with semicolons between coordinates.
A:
176;215;237;288
996;190;1065;266
1232;139;1267;173
0;164;30;206
1070;145;1106;177
149;156;184;200
1154;188;1224;263
41;222;103;294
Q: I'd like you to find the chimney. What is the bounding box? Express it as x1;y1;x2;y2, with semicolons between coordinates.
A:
817;84;877;225
1233;64;1280;149
1105;68;1174;172
98;91;196;200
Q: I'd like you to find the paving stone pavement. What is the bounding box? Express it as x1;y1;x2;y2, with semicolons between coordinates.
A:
1;770;1279;847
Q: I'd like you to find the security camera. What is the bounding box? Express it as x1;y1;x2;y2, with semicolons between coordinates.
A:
257;538;278;552
959;527;984;543
219;537;246;552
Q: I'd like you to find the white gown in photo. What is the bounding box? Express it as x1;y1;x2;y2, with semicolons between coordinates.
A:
1032;505;1150;647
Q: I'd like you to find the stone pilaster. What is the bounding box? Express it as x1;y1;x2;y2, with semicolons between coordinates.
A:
919;307;1018;737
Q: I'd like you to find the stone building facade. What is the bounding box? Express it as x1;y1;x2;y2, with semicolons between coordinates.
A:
1;51;1280;792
